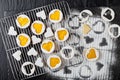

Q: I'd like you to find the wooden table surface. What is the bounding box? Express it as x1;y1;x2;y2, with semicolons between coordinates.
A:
0;0;120;80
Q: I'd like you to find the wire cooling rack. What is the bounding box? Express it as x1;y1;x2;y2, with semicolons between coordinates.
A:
0;1;72;80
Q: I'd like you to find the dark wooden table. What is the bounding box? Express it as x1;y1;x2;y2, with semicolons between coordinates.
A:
0;0;120;80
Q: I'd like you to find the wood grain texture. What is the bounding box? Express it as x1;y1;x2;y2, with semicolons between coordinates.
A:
0;0;120;80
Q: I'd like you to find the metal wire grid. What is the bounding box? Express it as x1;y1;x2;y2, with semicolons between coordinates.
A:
0;1;70;51
0;1;71;80
7;47;46;80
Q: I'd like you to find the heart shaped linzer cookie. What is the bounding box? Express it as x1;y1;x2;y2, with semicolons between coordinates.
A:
50;10;60;20
18;17;29;27
33;23;42;33
41;40;55;54
101;8;115;22
21;62;35;76
50;57;60;68
108;24;120;38
42;42;53;52
57;30;67;40
17;33;30;47
24;64;33;74
55;28;69;42
87;48;97;59
19;35;28;46
63;49;72;57
103;10;112;20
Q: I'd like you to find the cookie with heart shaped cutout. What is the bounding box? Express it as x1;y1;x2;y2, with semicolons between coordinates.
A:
41;40;55;54
49;9;63;23
108;24;120;38
31;20;45;35
79;10;93;23
47;55;61;69
16;14;30;29
21;62;35;76
60;46;74;59
101;8;115;22
16;33;30;47
55;28;69;42
84;48;99;61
